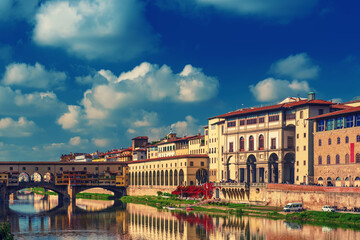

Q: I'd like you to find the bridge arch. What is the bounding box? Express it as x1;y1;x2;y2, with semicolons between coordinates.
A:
19;172;30;182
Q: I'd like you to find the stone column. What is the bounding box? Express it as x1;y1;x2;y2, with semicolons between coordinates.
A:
278;162;283;184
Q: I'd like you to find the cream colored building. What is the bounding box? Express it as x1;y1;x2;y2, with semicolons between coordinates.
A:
210;94;344;185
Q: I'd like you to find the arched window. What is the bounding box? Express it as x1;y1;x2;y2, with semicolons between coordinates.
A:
165;170;168;186
259;135;264;150
337;137;340;144
149;171;152;186
336;177;341;181
318;177;323;181
345;177;349;181
318;156;322;165
327;155;331;164
174;170;178;186
345;154;350;164
336;154;340;164
161;170;164;185
240;137;245;151
328;138;331;145
346;136;349;143
355;177;360;181
327;177;332;181
356;153;360;163
357;135;360;142
319;139;322;146
249;136;254;151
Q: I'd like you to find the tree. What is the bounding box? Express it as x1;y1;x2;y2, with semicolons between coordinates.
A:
0;222;14;240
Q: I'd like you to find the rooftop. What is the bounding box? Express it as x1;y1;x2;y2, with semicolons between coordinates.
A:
308;106;360;120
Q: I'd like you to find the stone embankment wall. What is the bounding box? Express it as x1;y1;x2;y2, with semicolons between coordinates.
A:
264;184;360;210
127;186;177;196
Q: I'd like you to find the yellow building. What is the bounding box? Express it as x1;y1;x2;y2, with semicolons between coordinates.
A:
0;172;8;186
209;94;345;185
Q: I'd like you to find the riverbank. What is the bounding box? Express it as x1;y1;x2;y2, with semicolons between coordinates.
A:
120;195;360;230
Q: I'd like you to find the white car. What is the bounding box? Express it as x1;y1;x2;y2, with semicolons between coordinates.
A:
322;206;335;212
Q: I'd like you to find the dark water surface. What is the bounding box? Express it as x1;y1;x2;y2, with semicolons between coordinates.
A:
1;195;360;240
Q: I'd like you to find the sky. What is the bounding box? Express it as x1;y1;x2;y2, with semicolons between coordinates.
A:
0;0;360;161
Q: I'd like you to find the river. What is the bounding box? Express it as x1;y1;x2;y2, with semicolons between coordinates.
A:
0;195;359;239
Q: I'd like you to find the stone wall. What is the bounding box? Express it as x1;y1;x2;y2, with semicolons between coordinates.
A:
264;184;360;210
127;186;177;196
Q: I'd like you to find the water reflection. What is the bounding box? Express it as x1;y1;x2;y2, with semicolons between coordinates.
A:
0;198;360;240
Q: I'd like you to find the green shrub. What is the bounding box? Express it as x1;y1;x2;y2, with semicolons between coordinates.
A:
0;222;14;240
157;191;163;196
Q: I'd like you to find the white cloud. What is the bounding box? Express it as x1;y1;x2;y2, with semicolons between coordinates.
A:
33;0;157;61
270;53;320;80
57;105;81;129
2;62;66;89
161;0;318;20
0;86;66;117
69;136;88;146
0;0;39;22
92;138;109;147
58;62;218;131
0;117;38;137
249;78;310;102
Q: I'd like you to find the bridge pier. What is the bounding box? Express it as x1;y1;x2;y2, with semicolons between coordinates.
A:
0;186;9;202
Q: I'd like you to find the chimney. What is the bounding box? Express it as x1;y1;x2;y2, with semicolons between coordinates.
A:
308;92;315;100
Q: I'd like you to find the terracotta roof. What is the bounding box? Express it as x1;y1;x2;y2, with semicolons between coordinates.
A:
156;134;202;145
330;104;353;110
126;154;209;164
308;106;360;120
132;136;148;140
210;99;335;119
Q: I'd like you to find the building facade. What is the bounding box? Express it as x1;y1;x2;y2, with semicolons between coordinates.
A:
311;106;360;187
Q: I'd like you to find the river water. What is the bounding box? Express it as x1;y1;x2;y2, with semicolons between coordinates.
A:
0;195;359;240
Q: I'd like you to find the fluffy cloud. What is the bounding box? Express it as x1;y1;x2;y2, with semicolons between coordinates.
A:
249;78;310;102
58;62;218;131
69;136;88;146
160;0;318;20
270;53;320;80
33;0;157;61
0;117;38;137
57;105;81;129
2;62;66;89
92;138;109;147
0;86;66;117
0;0;39;22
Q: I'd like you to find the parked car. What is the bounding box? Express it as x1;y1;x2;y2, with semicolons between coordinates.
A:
283;203;303;212
322;206;336;212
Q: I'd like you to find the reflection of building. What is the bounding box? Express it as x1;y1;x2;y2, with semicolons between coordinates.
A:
310;106;360;187
210;94;345;185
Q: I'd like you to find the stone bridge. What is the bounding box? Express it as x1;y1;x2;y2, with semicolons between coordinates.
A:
0;161;128;202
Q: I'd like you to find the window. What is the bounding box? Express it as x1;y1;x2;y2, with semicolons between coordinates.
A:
304;161;306;166
346;115;354;128
72;167;75;171
357;153;360;163
335;154;340;164
287;136;294;149
229;142;234;152
35;167;38;171
239;120;245;126
269;115;279;122
227;121;236;127
259;135;264;150
84;167;87;171
190;162;193;166
319;109;324;115
249;136;254;151
337;137;341;144
247;118;257;125
319;139;322;146
286;112;296;120
22;167;26;171
271;138;276;149
304;133;306;138
356;114;360;126
346;136;349;143
297;161;299;166
303;145;306;151
326;119;334;131
297;146;299;151
95;167;98;171
335;117;343;129
345;154;350;164
60;167;63;171
328;138;331;145
9;167;13;171
317;120;325;132
259;117;265;123
327;155;331;164
318;156;322;165
240;137;245;151
201;162;204;166
357;135;360;142
300;111;303;119
297;134;299;139
48;167;51;171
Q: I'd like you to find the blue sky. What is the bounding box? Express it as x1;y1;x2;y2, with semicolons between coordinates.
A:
0;0;359;161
